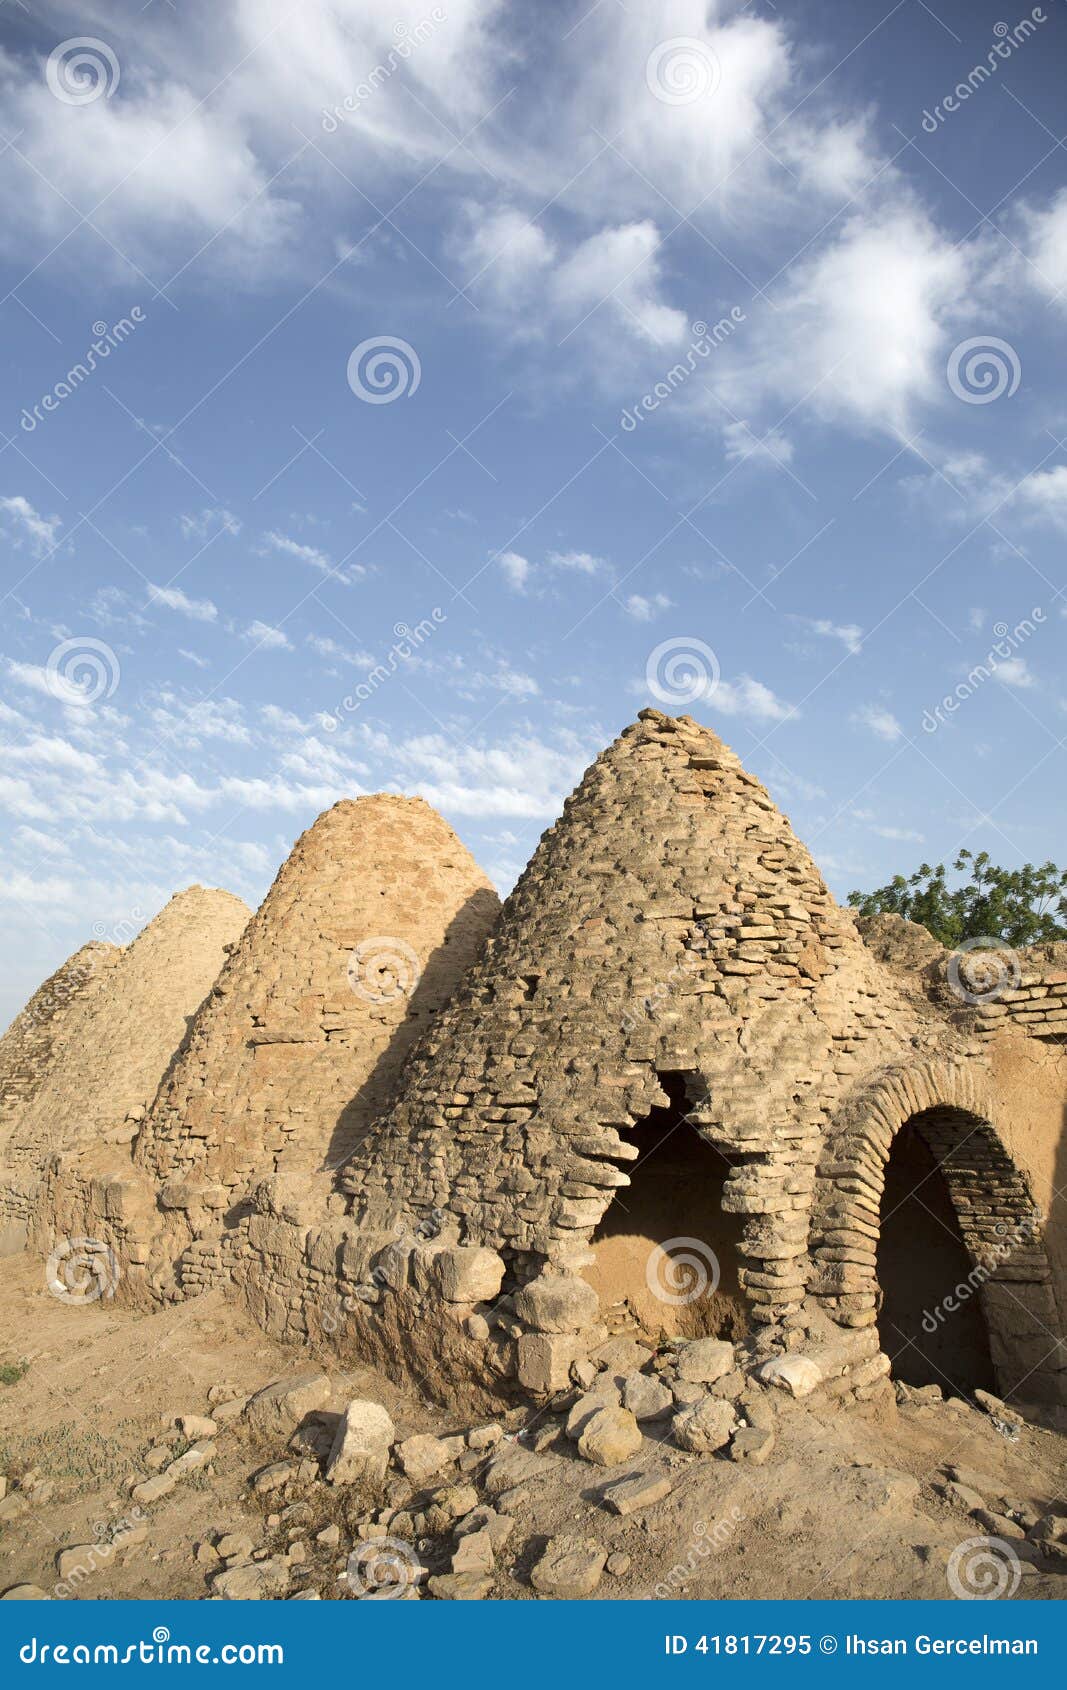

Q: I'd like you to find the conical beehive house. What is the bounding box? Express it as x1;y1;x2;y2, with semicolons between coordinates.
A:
336;711;982;1392
126;796;499;1303
0;941;120;1253
11;888;249;1255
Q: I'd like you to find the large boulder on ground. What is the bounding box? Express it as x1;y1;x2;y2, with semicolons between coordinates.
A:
577;1406;643;1467
676;1338;735;1384
325;1399;395;1485
243;1374;331;1438
672;1397;736;1454
758;1356;822;1398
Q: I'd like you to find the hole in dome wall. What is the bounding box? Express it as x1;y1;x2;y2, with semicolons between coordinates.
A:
877;1119;995;1396
584;1072;750;1342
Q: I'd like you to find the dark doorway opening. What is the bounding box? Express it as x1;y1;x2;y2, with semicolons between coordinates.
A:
585;1072;750;1343
877;1119;995;1395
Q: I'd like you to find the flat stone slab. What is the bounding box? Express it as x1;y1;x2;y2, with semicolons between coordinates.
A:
482;1443;558;1497
599;1466;674;1516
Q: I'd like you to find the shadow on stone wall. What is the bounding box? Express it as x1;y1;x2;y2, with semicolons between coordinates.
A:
324;886;500;1178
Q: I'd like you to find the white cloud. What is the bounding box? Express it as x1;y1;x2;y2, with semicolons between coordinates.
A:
795;616;864;656
498;550;530;592
623;592;672;622
548;549;604;575
179;507;241;541
723;420;795;466
263;529;333;574
719;206;973;438
306;633;375;669
855;705;903;743
243;620;292;651
1019;188;1067;306
0;495;62;557
994;657;1035;689
148;581;218;622
870;824;925;843
551;222;688;348
178;648;210;668
710;675;794;722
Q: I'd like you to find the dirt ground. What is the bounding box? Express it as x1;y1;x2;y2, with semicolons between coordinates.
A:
1;1256;1065;1602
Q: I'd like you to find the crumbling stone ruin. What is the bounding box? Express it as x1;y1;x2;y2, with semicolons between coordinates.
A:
13;713;1067;1431
1;889;248;1258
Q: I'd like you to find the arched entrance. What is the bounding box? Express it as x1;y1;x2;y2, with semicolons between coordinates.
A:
584;1072;750;1343
811;1064;1065;1406
877;1117;995;1394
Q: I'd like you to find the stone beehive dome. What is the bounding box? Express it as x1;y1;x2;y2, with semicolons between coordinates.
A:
341;710;928;1337
3;889;249;1251
0;941;120;1252
136;796;500;1209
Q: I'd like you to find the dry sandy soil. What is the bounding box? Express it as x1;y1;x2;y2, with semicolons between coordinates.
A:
1;1257;1065;1602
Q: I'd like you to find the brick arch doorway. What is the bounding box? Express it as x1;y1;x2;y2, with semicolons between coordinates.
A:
813;1079;1063;1405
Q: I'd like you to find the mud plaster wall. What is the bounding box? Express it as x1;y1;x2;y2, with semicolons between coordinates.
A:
984;1032;1067;1325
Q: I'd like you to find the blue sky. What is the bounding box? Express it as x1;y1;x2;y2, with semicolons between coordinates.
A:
1;0;1066;1026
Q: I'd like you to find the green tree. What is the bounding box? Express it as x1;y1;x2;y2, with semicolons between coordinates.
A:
847;850;1067;949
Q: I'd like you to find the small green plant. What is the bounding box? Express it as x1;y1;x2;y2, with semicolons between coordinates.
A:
0;1360;29;1386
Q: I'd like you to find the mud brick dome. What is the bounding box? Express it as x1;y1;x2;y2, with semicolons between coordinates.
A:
117;797;500;1295
1;889;248;1256
0;941;119;1253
